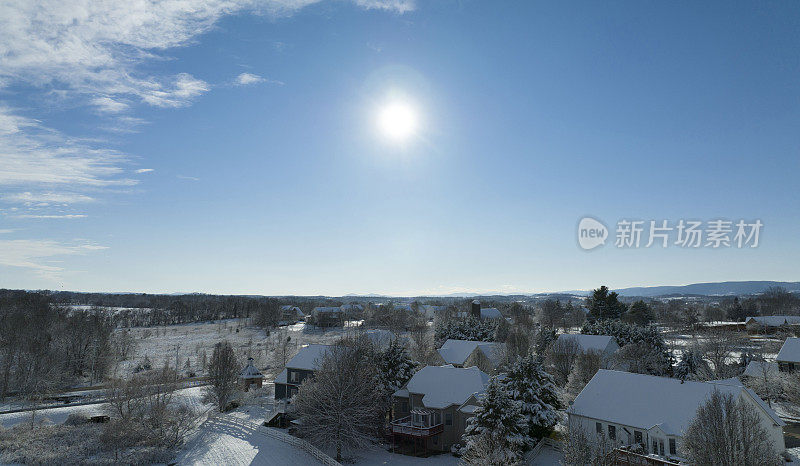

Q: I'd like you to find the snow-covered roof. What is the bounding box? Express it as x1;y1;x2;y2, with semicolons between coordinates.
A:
280;305;305;317
480;308;503;319
286;344;331;371
274;368;288;384
556;334;618;354
746;315;800;327
402;365;490;409
459;404;479;414
340;304;364;312
239;360;264;379
365;329;396;348
437;339;503;367
777;337;800;363
419;305;446;318
568;370;784;436
743;361;779;377
313;306;342;314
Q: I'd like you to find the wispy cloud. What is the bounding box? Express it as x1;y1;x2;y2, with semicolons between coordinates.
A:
0;239;107;279
2;192;95;205
177;175;200;181
135;168;154;174
12;214;87;219
236;72;265;86
0;229;14;234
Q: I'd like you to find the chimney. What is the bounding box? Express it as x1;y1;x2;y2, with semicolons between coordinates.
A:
471;300;481;319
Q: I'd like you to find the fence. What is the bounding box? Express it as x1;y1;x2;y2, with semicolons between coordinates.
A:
214;415;341;466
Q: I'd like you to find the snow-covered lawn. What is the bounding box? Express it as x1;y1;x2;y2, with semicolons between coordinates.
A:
349;446;459;465
174;415;326;465
0;386;210;429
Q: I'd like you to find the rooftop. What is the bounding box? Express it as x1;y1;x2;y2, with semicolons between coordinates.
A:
557;333;618;353
777;337;800;363
285;344;331;371
568;370;783;436
397;365;489;409
437;339;504;366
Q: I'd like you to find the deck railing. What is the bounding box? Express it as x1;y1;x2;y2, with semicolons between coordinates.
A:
390;416;444;437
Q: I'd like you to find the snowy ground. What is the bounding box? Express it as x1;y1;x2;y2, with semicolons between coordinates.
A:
527;444;564;465
0;386;210;429
175;414;325;465
349;446;459;465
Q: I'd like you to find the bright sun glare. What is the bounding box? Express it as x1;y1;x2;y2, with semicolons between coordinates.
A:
377;101;417;141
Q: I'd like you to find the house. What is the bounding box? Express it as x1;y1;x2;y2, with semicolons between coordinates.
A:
744;360;780;378
279;305;305;324
458;300;504;320
391;365;490;453
419;304;447;320
364;329;399;349
746;316;800;334
436;339;505;373
239;357;264;391
567;370;785;461
777;337;800;372
274;344;331;399
555;333;620;361
310;306;344;327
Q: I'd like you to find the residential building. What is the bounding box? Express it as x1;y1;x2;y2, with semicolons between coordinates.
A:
777;337;800;372
555;333;620;361
436;339;505;373
567;370;785;461
391;365;490;453
310;306;344;327
279;305;305;324
274;344;331;399
746;316;800;334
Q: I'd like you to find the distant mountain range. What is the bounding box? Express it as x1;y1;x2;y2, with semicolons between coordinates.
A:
610;281;800;298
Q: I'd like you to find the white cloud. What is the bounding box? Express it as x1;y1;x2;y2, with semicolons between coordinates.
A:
177;174;200;181
92;96;128;113
0;106;135;187
353;0;415;13
3;192;95;204
12;214;88;219
135;168;154;174
0;229;14;234
236;72;265;86
0;238;107;279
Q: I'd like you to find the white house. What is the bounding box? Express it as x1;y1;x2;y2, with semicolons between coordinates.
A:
556;333;620;360
567;370;785;461
274;344;331;399
776;337;800;372
437;339;505;372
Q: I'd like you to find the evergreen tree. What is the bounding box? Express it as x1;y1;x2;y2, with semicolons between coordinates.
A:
624;300;654;325
581;319;673;376
501;353;562;442
534;327;557;359
376;340;416;416
462;378;529;464
434;316;497;344
675;347;709;381
586;286;627;320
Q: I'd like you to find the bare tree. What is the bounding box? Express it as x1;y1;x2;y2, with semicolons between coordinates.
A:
545;336;580;385
293;338;383;462
562;427;615;466
683;390;782;466
564;350;602;404
205;340;240;412
702;331;742;379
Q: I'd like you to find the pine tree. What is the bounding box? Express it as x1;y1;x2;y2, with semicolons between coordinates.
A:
675;347;709;381
462;378;529;464
376;340;416;416
502;353;562;442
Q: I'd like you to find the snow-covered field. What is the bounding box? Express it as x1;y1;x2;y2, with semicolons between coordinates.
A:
0;386;210;429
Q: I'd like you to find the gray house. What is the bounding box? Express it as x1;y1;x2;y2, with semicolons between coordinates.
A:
777;337;800;372
274;344;331;400
391;365;489;453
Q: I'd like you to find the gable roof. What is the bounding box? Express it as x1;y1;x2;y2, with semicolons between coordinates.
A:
313;306;342;314
438;339;503;366
557;333;618;353
286;344;331;371
400;365;490;409
746;316;800;327
743;360;779;377
568;370;784;436
480;307;503;319
777;337;800;363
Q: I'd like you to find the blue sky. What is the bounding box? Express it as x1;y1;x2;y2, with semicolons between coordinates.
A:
1;1;798;295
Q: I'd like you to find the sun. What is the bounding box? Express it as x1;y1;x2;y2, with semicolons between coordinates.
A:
377;101;418;141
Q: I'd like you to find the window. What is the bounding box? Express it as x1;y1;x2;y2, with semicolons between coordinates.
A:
401;401;408;412
659;440;665;456
608;425;616;440
596;422;602;434
669;438;676;456
290;371;298;383
634;431;642;446
445;413;453;426
652;440;658;454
